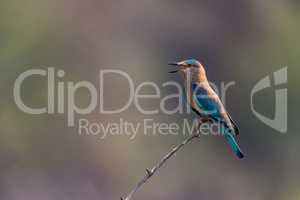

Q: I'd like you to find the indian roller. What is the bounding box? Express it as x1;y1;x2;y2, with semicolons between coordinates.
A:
169;59;244;159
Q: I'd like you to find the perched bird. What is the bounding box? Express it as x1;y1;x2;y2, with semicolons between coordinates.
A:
169;59;244;159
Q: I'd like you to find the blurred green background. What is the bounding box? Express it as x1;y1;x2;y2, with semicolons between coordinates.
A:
0;0;299;200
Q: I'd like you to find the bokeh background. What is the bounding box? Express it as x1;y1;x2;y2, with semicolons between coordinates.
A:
0;0;299;200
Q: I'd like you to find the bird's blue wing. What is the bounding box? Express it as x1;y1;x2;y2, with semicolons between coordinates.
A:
191;82;222;120
191;82;244;158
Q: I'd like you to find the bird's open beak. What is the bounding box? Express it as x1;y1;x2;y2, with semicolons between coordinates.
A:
168;62;179;66
168;62;180;73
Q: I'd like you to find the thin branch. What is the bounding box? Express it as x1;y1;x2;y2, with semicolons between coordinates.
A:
120;131;201;200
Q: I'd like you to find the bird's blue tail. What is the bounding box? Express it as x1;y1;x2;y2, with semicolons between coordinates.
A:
223;130;244;159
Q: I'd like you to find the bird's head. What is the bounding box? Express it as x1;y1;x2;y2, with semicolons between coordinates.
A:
168;59;203;74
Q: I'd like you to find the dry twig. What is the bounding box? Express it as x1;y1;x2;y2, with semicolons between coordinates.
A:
120;131;200;200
